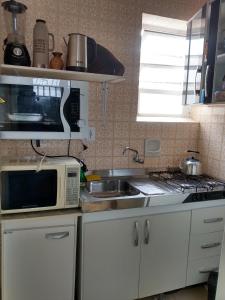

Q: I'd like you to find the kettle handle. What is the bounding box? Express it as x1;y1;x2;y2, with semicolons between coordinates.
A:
48;33;55;52
87;37;97;65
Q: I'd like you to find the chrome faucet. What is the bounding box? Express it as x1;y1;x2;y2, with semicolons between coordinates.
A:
123;147;144;164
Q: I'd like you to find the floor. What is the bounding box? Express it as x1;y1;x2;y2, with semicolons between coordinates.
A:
145;285;207;300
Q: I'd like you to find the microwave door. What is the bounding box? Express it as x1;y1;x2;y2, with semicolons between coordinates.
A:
1;170;58;211
0;76;70;139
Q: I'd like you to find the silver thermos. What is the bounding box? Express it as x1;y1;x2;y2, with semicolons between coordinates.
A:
33;19;55;68
64;33;97;72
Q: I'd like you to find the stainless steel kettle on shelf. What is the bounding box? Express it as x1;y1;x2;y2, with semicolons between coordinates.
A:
180;150;202;176
64;33;97;72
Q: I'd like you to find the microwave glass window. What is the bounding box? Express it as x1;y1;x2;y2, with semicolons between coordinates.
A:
0;84;64;132
1;170;57;210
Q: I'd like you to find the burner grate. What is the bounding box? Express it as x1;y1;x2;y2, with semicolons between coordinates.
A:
148;171;225;193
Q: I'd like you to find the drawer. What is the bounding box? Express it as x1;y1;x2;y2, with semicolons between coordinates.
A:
186;256;220;286
189;231;224;260
191;207;225;234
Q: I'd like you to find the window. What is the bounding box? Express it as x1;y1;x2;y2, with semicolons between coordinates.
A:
137;14;188;121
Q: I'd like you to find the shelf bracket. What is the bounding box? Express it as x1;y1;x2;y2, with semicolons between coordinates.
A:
101;81;109;126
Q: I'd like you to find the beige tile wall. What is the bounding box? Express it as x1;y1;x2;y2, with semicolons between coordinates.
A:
191;105;225;180
0;0;205;170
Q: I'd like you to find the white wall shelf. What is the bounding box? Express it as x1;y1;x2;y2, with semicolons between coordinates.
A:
0;64;125;84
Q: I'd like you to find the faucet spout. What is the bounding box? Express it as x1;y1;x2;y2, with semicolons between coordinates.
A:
122;147;144;164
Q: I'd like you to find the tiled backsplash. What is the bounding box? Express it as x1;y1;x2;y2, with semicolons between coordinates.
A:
0;122;199;170
191;105;225;180
0;0;206;170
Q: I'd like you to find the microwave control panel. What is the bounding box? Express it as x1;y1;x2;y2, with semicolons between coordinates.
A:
65;167;80;207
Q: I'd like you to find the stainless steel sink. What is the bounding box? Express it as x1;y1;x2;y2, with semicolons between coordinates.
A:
86;179;140;198
81;179;146;212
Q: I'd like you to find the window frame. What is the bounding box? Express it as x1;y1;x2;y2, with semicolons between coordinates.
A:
137;15;188;121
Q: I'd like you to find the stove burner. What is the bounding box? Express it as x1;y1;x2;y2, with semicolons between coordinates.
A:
148;171;225;193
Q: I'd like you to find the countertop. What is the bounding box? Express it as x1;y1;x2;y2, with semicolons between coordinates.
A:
1;195;225;223
0;208;82;221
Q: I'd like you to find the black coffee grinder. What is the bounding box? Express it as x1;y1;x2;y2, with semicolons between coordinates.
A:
2;0;31;66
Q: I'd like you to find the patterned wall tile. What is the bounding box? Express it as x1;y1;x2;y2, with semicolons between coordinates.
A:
191;105;225;180
113;156;129;169
95;140;113;157
161;124;177;139
0;0;201;171
114;122;129;139
113;139;129;156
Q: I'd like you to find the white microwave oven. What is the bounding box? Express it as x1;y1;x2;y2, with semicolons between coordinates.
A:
0;158;80;214
0;75;91;140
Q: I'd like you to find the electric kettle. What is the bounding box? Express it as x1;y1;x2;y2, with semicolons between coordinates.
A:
180;150;202;176
64;33;97;72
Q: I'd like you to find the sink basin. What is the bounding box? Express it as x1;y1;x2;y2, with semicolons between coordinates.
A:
86;179;140;198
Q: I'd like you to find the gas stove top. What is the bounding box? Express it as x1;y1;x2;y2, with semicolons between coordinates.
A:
129;170;225;206
148;171;225;193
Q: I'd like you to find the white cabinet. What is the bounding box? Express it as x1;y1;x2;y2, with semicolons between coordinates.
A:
186;206;225;286
81;211;191;300
139;212;190;298
81;217;140;300
191;206;225;234
2;216;77;300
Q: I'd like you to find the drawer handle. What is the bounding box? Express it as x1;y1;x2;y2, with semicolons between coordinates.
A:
144;219;150;245
133;221;139;247
45;231;69;240
199;268;218;274
203;218;223;224
201;242;221;249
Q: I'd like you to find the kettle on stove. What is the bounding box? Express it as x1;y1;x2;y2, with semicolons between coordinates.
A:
180;150;202;176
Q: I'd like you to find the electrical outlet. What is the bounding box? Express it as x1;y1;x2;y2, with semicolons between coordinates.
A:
145;139;161;157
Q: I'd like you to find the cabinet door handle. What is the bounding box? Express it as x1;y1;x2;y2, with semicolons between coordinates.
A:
45;231;69;240
133;221;139;247
144;219;150;245
199;268;218;274
203;217;223;224
201;242;221;249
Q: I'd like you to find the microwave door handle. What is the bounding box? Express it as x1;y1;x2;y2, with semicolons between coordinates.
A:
60;84;71;135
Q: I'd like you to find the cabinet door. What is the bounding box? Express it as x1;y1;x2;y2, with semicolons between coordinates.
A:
185;4;207;105
139;211;191;298
211;0;225;102
81;218;141;300
2;225;76;300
